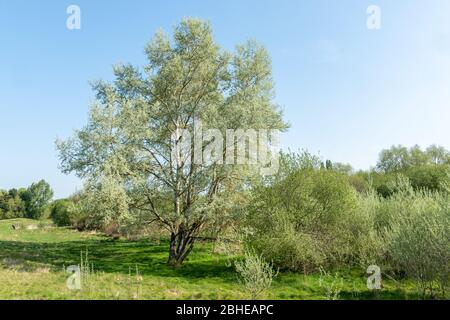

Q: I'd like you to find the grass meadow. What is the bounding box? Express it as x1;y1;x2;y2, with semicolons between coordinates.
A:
0;219;420;300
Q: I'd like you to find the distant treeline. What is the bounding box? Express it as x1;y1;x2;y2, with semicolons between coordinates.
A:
0;180;53;220
340;144;450;196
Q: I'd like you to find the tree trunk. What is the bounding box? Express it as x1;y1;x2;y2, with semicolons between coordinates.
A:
167;230;195;267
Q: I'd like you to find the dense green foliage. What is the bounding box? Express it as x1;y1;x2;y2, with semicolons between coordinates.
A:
242;150;450;298
0;180;53;220
21;180;54;219
0;188;26;219
247;164;360;272
377;144;450;172
372;145;450;196
50;199;76;226
364;181;450;297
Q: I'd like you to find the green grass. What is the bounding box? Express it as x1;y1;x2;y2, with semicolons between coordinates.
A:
0;218;420;300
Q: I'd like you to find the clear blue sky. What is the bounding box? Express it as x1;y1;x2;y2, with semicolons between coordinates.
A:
1;0;450;198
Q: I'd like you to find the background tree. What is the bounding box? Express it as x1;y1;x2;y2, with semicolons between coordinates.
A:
21;180;54;219
426;144;450;165
50;199;76;227
377;145;410;172
377;144;450;173
57;19;287;266
0;188;26;219
331;162;353;175
374;145;450;195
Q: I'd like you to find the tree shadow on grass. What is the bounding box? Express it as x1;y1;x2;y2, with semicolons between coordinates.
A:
0;238;235;280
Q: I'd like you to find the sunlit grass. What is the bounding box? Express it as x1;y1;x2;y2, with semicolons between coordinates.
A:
0;219;420;300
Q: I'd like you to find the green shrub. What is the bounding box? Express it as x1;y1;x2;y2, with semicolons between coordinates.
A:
246;169;359;272
356;177;449;298
78;176;130;231
318;267;344;300
235;250;278;300
352;191;387;268
0;189;26;220
386;192;449;297
249;216;326;273
50;199;76;226
406;164;449;192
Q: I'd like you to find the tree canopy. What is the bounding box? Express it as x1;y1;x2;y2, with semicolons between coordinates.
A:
21;180;54;219
57;18;287;265
377;144;450;172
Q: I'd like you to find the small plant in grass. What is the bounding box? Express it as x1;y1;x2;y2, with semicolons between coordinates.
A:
79;249;95;291
64;249;93;292
71;249;143;299
350;281;361;299
318;268;344;300
235;250;278;300
127;265;143;300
